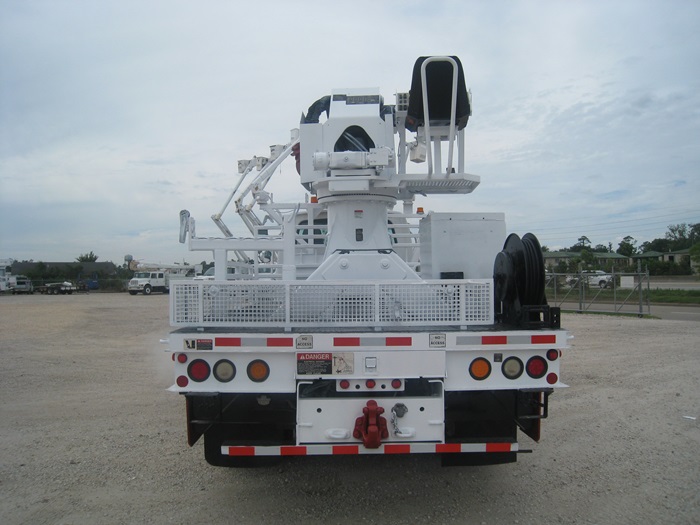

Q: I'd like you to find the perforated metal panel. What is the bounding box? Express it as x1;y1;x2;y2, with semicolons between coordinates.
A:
171;280;493;328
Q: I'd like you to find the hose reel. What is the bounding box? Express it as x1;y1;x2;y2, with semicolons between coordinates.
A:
493;233;560;328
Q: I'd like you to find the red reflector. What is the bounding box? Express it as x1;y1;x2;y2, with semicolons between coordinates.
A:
334;337;361;346
486;443;512;453
546;349;559;361
532;334;556;344
267;337;293;347
482;335;507;345
436;443;462;453
386;337;412;346
171;354;175;361
215;337;241;347
384;444;410;454
176;375;188;387
281;446;307;456
526;356;548;379
391;379;402;389
333;445;359;455
228;446;255;456
339;379;350;390
547;372;558;385
177;353;188;364
188;359;210;382
366;379;376;389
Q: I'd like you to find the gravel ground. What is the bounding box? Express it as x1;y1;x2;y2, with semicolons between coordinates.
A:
1;293;698;525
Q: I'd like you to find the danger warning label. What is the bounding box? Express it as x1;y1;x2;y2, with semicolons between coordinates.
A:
297;352;354;375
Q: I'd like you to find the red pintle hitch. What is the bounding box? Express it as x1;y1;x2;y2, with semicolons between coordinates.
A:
353;400;389;448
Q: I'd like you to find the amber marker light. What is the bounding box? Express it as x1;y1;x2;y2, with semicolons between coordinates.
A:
469;357;491;380
247;359;270;382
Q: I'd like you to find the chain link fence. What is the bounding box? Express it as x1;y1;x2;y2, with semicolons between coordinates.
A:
545;269;651;317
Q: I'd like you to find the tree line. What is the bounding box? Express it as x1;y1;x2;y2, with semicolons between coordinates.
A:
544;223;699;275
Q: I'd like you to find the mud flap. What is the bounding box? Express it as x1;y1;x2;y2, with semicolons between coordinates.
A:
515;389;552;442
185;393;220;446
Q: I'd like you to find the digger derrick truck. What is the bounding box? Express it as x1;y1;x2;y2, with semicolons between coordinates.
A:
168;56;568;467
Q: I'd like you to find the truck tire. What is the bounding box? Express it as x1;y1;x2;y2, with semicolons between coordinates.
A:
598;280;607;289
129;291;137;296
143;285;152;295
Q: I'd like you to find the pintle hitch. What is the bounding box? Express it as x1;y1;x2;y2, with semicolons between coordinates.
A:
353;400;389;448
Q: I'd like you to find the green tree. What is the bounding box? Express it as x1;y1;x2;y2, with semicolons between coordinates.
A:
568;236;591;252
690;243;700;268
76;251;99;262
617;236;637;257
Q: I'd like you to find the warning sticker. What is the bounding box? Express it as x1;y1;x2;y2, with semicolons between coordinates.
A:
184;338;213;350
297;352;354;375
296;335;313;349
429;333;446;348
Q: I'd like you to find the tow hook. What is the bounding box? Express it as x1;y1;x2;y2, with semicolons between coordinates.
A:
353;400;388;448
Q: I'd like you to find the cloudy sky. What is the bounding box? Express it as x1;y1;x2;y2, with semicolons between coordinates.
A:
1;0;699;266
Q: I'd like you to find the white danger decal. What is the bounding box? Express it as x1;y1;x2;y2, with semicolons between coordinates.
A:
296;352;354;375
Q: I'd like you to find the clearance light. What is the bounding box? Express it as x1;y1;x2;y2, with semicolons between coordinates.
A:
247;359;270;382
502;357;524;380
339;379;350;390
469;357;491;380
547;373;558;385
188;359;210;382
213;360;236;382
546;349;559;361
391;379;402;389
366;379;376;389
176;375;189;387
177;353;188;364
526;356;548;379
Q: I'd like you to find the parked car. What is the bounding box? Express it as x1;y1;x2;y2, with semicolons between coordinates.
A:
11;276;34;294
566;270;613;289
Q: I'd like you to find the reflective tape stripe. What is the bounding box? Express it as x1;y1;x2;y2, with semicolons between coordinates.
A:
531;334;556;344
334;337;414;347
215;337;293;348
215;337;241;347
223;442;518;457
456;334;558;346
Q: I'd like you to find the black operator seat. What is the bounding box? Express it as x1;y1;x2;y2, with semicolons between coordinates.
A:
405;56;470;132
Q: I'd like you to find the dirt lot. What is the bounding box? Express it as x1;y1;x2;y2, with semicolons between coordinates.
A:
1;293;698;524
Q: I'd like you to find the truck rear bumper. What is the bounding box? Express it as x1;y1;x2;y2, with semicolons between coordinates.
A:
221;441;518;457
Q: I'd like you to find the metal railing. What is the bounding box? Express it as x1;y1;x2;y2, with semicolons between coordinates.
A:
170;279;494;329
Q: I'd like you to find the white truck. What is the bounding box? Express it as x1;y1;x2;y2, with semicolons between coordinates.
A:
128;262;199;295
168;56;569;467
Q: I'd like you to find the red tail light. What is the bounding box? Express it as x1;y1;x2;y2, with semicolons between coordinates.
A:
526;356;548;379
546;349;559;361
366;379;376;389
391;379;402;389
188;359;210;382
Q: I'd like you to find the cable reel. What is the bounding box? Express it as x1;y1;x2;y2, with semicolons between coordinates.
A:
493;233;559;328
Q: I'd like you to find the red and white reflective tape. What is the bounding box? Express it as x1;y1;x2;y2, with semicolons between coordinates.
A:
333;336;413;347
222;442;518;457
456;334;557;346
215;337;294;348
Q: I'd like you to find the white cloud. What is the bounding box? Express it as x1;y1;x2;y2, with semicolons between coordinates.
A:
1;0;699;265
